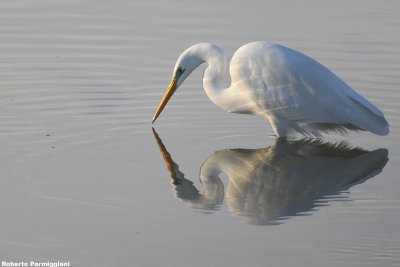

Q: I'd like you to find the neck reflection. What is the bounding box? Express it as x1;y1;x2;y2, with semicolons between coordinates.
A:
153;129;388;225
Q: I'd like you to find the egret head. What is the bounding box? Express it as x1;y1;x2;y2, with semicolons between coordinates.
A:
152;45;206;123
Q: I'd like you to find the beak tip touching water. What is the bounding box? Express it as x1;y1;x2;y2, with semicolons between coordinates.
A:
152;78;177;125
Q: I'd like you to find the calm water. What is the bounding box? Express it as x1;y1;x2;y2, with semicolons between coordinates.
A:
1;0;400;266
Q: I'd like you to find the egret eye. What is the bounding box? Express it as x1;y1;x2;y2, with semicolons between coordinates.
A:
175;67;184;79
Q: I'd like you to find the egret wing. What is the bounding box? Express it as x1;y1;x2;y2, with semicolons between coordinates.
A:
231;42;388;135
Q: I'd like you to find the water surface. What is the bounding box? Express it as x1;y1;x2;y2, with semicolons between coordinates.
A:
1;0;400;266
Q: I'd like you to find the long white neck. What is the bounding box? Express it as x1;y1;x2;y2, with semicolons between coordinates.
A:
189;44;238;112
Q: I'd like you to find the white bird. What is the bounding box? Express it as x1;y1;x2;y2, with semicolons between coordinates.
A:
152;42;389;137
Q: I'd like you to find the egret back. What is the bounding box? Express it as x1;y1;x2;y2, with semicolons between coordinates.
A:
229;42;389;136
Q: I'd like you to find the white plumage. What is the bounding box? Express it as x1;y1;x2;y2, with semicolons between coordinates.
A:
153;42;389;137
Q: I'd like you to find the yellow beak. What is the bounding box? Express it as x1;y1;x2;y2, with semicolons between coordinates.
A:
152;78;177;124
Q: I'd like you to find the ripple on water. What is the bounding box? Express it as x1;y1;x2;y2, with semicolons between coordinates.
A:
0;6;154;154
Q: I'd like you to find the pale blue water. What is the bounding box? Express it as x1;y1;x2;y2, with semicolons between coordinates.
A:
0;0;399;266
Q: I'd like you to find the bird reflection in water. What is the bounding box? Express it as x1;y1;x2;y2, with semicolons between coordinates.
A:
153;129;388;225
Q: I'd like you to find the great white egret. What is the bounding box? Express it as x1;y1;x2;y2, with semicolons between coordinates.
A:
152;128;389;224
152;42;389;137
